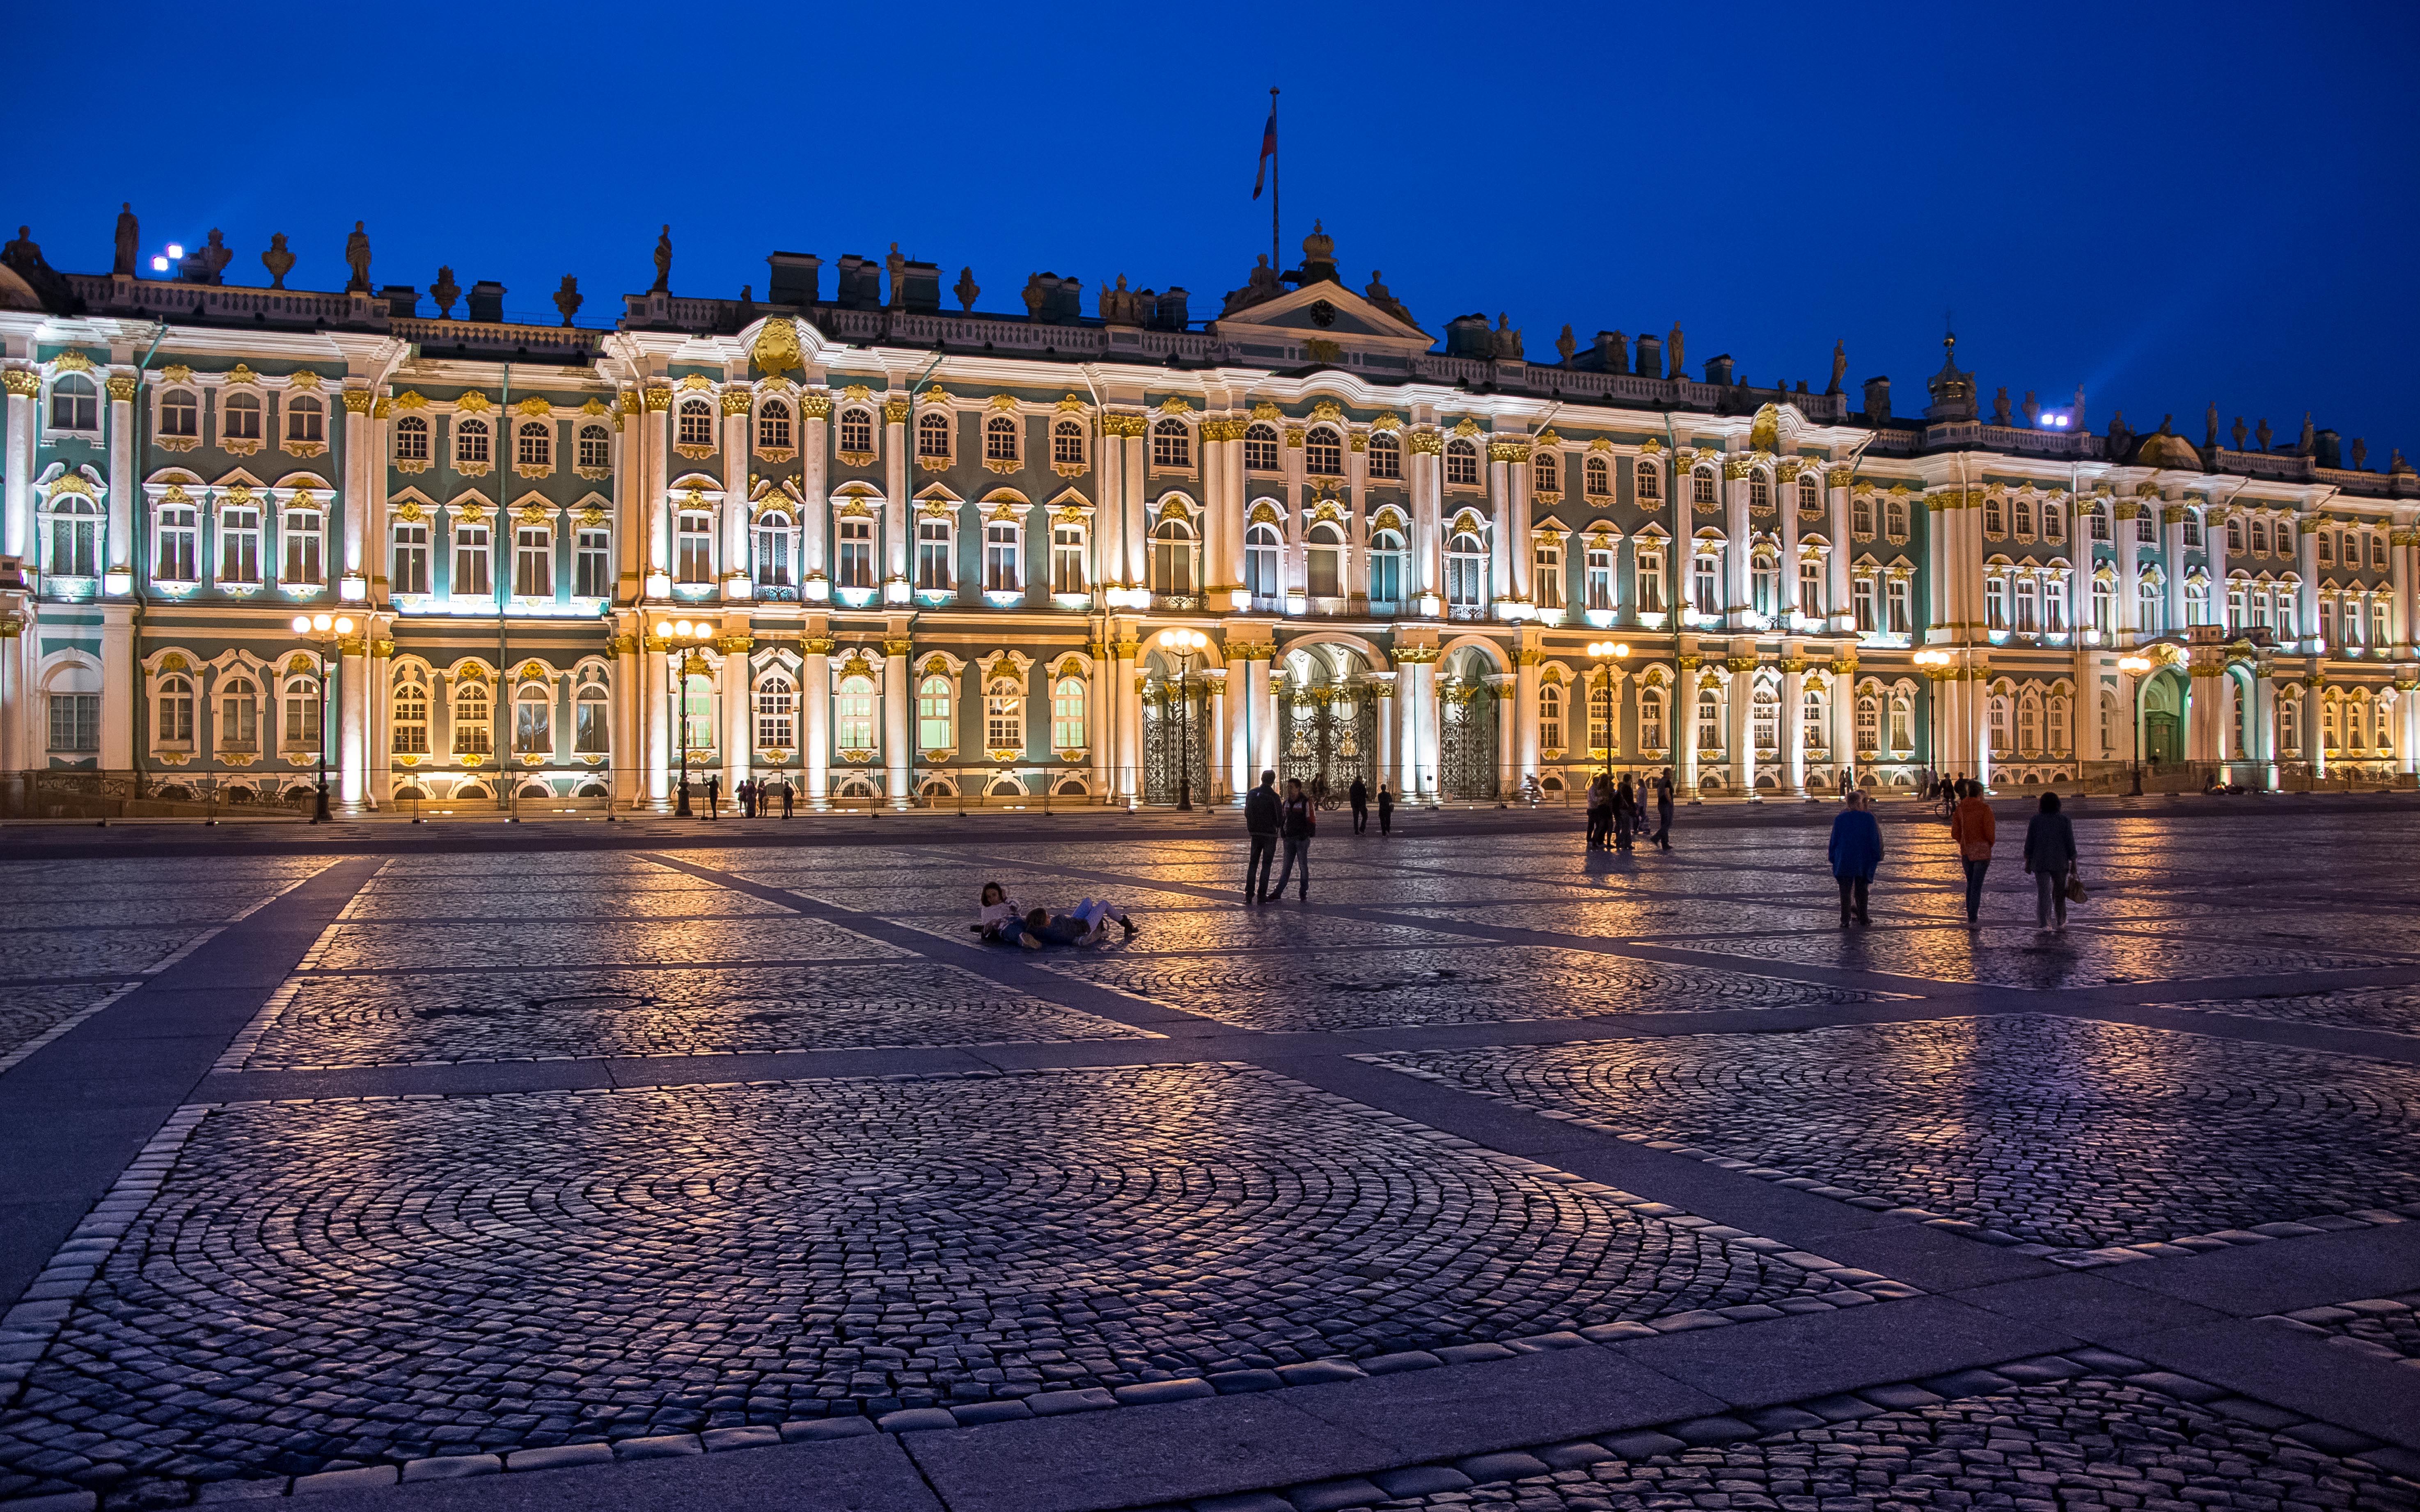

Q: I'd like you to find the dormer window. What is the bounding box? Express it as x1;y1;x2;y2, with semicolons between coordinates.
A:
49;373;98;432
160;389;199;438
285;394;324;444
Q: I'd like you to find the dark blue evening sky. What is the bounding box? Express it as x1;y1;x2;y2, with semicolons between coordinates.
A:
10;1;2418;461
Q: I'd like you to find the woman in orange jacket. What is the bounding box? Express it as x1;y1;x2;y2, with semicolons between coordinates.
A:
1949;780;1996;926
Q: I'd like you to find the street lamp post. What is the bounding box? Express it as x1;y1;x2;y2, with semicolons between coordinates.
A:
1585;640;1629;782
1156;627;1207;810
289;613;354;824
2118;653;2152;796
656;619;717;817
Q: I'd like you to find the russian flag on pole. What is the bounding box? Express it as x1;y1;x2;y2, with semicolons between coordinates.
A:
1252;106;1277;199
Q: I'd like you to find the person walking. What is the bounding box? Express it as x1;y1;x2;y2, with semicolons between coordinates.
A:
1829;790;1884;926
1614;775;1637;850
704;772;721;819
1376;780;1395;837
1584;774;1612;850
1267;777;1315;901
739;778;756;819
2023;791;2078;931
1243;770;1281;902
779;775;795;819
1349;775;1370;834
1950;779;1996;926
1653;769;1675;850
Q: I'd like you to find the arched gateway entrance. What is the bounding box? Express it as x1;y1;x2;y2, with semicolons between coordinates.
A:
1278;645;1378;802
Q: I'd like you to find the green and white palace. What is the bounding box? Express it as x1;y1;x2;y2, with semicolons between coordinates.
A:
1;218;2415;812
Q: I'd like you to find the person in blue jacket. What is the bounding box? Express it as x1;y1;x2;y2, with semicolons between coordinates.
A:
1828;790;1884;926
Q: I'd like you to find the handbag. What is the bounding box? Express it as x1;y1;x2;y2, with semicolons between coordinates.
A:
2065;873;2089;904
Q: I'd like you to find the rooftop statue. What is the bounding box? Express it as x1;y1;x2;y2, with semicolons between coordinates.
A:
189;230;231;286
1829;340;1846;394
261;233;293;291
652;226;672;293
2206;402;2219;449
113;204;138;277
344;222;371;292
1668;325;1684;381
1361;269;1413;325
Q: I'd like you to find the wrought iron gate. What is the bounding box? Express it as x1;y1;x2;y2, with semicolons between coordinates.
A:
1280;686;1378;800
1440;682;1499;799
1143;686;1211;805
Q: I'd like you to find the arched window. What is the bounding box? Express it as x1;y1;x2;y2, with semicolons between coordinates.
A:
756;673;795;750
577;425;610;472
282;671;323;752
983;414;1019;463
1533;450;1560;495
514;684;552;755
1884;497;1909;538
917;674;953;751
677;398;715;448
1749;471;1771;513
49;373;98;432
1534;536;1563;610
1801;686;1825;750
2092;578;2115;635
222;391;263;441
454;414;490;466
1586;544;1616;611
835;675;877;754
220;674;262;751
1691;550;1719;617
156;674;195;746
985;677;1024;751
755;510;795;589
1304;426;1342;476
286;394;325;444
1799;474;1820;517
757;399;793;452
1888;692;1913;751
1635;540;1666;613
836;517;874;589
1366;431;1401;480
451;677;491;755
1445;439;1479;487
1245;521;1281;599
1634;459;1660;502
2184;577;2210;627
1369;527;1405;605
1446;530;1486;611
1584;457;1610;497
1306;521;1345;598
2279;694;2302;757
916;410;952;459
837;407;874;455
1051;521;1085;594
2043;499;2065;542
1539;684;1563;751
46;494;101;578
1052;675;1087;750
1983;492;2004;535
512;421;550;471
1852;494;1875;536
2137;577;2163;635
1798;556;1822;617
2182;510;2202;548
1985;574;2008;631
1751;552;1778;618
1856;694;1879;754
2015;576;2040;633
1059;420;1089;467
574;679;610;754
1152;515;1197;597
1243;423;1280;472
160;388;199;438
1637;685;1663;752
44;664;98;753
2324;699;2342;753
2048;694;2070;754
395;414;430;462
675;509;713;584
1696;686;1722;755
1752;682;1780;754
1691;467;1716;506
1988;695;2011;754
2136;510;2156;544
386;675;425;755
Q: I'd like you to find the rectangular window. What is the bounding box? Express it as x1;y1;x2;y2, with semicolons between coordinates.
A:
1052;524;1084;594
454;524;491;597
1691;556;1718;617
1985;577;2007;631
393;522;430;595
837;519;874;588
675;513;713;584
1886;578;1911;635
1533;544;1563;610
515;527;552;597
574;528;610;597
1853;578;1877;634
917;519;953;591
985;524;1020;593
282;510;323;586
574;695;609;753
515;696;551;755
1585;549;1614;612
48;694;99;752
284;684;321;749
985;690;1022;750
156;508;198;583
219;508;261;583
1798;560;1822;617
1370;545;1401;606
1635;547;1663;613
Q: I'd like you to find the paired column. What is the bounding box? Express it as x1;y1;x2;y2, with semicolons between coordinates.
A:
2296;519;2321;652
1723;459;1752;629
1087;638;1110;800
1727;664;1755;798
1096;419;1126;596
2;369;35;560
800;396;831;588
720;631;752;792
1829;659;1859;789
1410;431;1442;608
882;400;910;598
1123;422;1148;592
723;391;752;598
2162;506;2189;630
612;629;641;808
106;374;136;587
643;631;671;808
2113;503;2142;641
1486;443;1513;605
1224;638;1254;796
1487;673;1516;796
883;634;911;806
800;634;832;809
1777;465;1801;625
338;633;368;810
2205;507;2231;631
369;638;396;808
644;387;673;586
1114;633;1142;805
1675;656;1701;797
1514;649;1540;782
1373;673;1396;796
1780;658;1807;796
341;388;375;597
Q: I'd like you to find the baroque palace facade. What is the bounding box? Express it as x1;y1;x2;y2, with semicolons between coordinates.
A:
0;220;2415;811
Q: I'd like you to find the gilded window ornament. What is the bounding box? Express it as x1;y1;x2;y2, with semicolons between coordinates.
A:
1250;401;1281;421
1451;417;1481;436
224;363;259;386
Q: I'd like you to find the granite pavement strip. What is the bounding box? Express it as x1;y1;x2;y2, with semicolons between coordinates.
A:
1;825;2417;1512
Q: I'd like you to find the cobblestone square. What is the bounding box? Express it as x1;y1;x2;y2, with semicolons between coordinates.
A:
1658;922;2401;988
299;915;912;972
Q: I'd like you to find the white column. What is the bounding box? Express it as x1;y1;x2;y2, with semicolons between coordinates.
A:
1373;672;1396;795
338;635;367;810
3;371;34;561
2304;675;2326;780
1675;658;1700;795
1224;424;1249;594
2394;525;2416;654
1096;419;1125;595
1729;669;1755;798
1202;423;1226;601
644;636;671;807
99;604;134;770
1831;661;1859;788
1489;673;1515;796
1413;659;1441;801
106;374;135;585
1723;461;1752;629
613;629;641;809
883;634;910;806
1346;437;1369;605
1225;641;1253;796
723;394;751;599
1088;639;1110;800
2296;519;2321;654
801;634;832;809
2205;507;2232;631
800;396;830;586
1826;472;1855;633
1509;444;1533;606
1253;652;1281;779
1487;444;1512;604
1778;468;1801;624
1515;651;1540;780
2163;506;2187;632
1123;423;1148;591
0;618;24;774
883;400;909;596
1781;659;1806;796
721;634;751;792
370;641;395;808
645;388;672;583
2115;503;2142;641
2251;669;2278;788
341;388;373;592
1203;667;1229;801
1412;433;1442;606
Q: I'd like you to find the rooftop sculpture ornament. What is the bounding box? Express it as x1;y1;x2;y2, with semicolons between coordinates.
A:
652;226;672;293
261;233;294;290
344;222;371;291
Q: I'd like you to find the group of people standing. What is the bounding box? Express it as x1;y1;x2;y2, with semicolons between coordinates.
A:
1583;772;1675;852
1829;784;2081;930
681;774;797;819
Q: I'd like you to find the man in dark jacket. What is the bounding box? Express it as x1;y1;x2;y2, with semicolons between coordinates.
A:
1348;775;1369;833
1828;790;1884;926
1243;770;1282;902
2023;791;2078;930
1376;781;1395;836
1267;777;1315;901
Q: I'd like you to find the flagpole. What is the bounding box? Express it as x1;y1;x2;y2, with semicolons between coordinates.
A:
1269;86;1280;274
